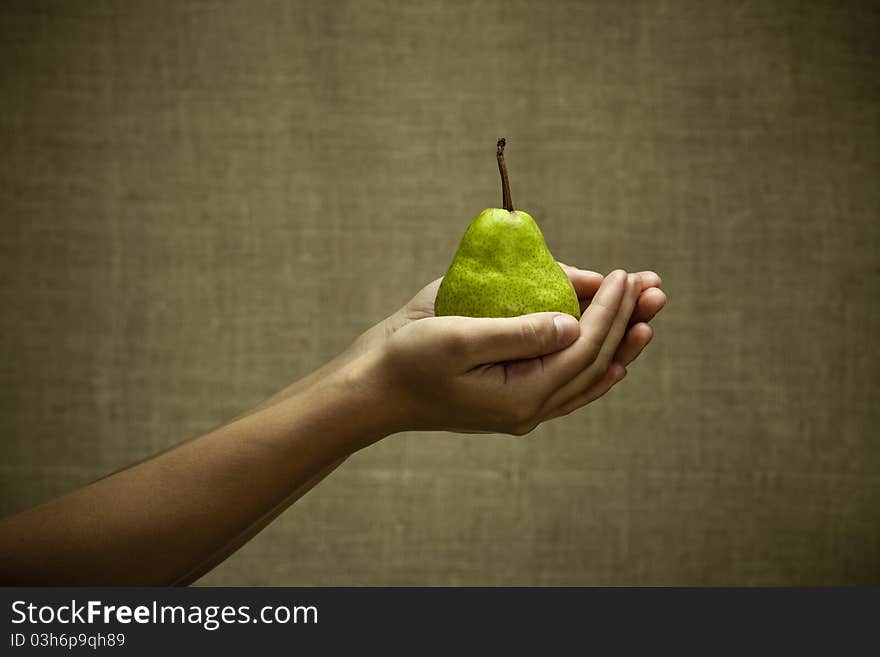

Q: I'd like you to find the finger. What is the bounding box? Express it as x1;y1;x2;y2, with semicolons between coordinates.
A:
632;287;667;324
541;270;628;385
560;265;659;290
544;322;652;421
544;362;627;421
566;268;659;313
444;312;581;368
560;266;659;296
614;322;653;367
636;271;662;289
591;273;643;372
558;261;599;316
614;272;660;316
558;262;604;304
543;272;641;409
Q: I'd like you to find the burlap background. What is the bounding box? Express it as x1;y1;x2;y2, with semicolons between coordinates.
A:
1;1;878;585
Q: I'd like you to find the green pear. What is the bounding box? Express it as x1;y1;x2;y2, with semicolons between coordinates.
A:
434;138;581;319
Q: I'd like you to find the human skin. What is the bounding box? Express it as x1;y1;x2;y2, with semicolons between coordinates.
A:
0;267;666;585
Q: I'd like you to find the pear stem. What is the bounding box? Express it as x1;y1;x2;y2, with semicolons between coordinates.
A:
496;138;514;212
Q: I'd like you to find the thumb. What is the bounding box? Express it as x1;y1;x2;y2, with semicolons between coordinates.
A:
451;312;580;366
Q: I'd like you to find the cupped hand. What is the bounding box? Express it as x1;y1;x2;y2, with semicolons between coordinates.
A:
388;263;663;327
373;270;664;435
382;264;665;377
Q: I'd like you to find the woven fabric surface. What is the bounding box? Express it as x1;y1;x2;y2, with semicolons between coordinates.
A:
1;0;878;585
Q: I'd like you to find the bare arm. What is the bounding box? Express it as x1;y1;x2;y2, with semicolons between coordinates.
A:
0;357;387;586
0;268;665;585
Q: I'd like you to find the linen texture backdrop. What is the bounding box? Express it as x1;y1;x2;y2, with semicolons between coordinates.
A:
1;1;878;585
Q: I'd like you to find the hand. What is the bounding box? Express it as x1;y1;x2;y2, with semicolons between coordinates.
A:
371;270;664;435
548;264;666;418
355;264;664;359
259;265;665;427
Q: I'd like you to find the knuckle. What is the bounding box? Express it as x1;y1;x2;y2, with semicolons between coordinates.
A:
587;300;616;322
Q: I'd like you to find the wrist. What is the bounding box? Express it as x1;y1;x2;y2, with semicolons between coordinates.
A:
299;347;406;452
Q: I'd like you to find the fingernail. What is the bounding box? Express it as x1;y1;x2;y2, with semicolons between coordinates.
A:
554;314;580;348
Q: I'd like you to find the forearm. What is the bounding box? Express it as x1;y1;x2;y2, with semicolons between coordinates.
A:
0;354;391;585
245;318;391;417
205;321;395;524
